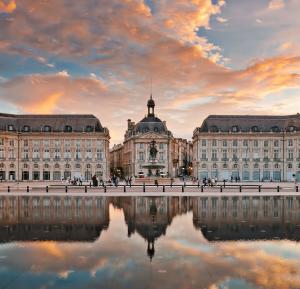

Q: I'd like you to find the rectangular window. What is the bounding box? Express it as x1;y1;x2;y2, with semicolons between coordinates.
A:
139;143;144;149
274;149;279;159
159;152;164;161
211;149;217;160
212;139;217;147
23;149;29;159
201;149;207;159
139;152;144;161
243;140;248;147
85;149;92;159
222;140;227;147
264;140;268;147
23;140;29;147
253;140;258;147
201;139;206;146
9;140;14;146
274;140;279;147
288;149;293;160
288;139;293;146
232;140;238;147
0;139;4;146
0;148;4;159
159;143;164;149
96;149;103;160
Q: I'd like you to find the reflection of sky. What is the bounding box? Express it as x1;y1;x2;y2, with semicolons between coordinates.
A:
0;203;299;289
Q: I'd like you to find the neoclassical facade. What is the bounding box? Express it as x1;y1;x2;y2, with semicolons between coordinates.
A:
0;113;110;181
193;114;300;182
122;96;174;177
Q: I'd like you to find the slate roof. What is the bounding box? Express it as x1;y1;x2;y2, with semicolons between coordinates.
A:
196;114;300;134
134;115;168;134
0;113;106;133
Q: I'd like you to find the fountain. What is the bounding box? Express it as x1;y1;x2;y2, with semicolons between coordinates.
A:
142;140;165;177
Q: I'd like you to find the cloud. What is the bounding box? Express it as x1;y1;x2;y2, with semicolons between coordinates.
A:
216;16;228;23
268;0;285;10
0;0;16;13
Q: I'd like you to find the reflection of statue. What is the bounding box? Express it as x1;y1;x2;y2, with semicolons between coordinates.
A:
149;140;157;160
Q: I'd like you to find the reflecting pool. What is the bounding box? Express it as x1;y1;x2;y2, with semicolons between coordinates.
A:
0;195;300;289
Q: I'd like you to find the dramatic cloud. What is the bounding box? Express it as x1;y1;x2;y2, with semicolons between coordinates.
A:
0;0;300;143
0;0;16;13
268;0;285;10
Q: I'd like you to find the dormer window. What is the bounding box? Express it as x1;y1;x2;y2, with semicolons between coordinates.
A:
288;126;295;132
232;126;239;133
64;125;72;133
86;126;93;132
271;126;280;132
251;126;259;132
23;125;30;132
210;125;218;132
8;125;14;131
44;125;51;132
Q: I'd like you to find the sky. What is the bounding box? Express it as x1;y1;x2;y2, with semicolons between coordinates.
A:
1;0;300;144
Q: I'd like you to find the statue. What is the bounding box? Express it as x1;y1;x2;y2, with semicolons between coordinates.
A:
149;140;157;160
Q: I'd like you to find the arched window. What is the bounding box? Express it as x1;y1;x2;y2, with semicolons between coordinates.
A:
254;163;259;169
154;127;159;132
54;163;60;169
275;163;279;169
86;164;91;169
96;164;102;169
288;163;293;169
251;126;259;132
75;163;81;169
233;164;238;169
264;163;269;169
64;125;72;133
44;125;51;132
44;164;49;169
212;163;217;169
23;163;28;169
10;163;14;168
8;125;14;131
34;163;39;169
0;163;4;168
65;164;70;169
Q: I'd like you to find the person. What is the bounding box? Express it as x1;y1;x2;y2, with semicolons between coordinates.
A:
211;177;215;187
92;174;98;187
231;175;233;182
79;177;83;186
129;176;132;186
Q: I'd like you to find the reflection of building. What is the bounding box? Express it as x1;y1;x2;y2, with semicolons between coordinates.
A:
192;195;300;241
122;96;174;177
193;115;300;181
0;113;110;181
114;196;188;260
0;196;110;242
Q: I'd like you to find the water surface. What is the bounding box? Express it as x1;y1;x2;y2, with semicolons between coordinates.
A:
0;195;299;289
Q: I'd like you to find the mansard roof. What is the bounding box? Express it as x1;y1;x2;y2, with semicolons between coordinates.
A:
0;113;107;133
195;114;300;134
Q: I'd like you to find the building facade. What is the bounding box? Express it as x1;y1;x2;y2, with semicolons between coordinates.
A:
122;95;174;178
193;114;300;182
0;113;110;181
109;143;124;177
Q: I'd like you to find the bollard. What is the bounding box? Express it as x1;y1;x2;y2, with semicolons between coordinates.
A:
201;185;203;192
85;185;87;193
8;186;10;193
182;185;184;193
89;182;92;188
223;180;226;188
170;180;173;188
26;186;29;193
296;186;299;192
143;183;145;193
104;185;107;193
220;186;223;193
46;186;48;193
198;181;200;188
259;185;261;192
65;185;68;193
239;185;242;193
163;185;165;192
124;185;126;193
277;186;280;192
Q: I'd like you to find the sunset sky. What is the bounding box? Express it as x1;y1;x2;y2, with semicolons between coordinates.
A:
1;0;300;144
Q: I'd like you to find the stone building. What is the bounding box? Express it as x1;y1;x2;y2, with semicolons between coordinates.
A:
0;113;110;181
109;143;124;177
171;138;193;177
193;114;300;182
122;95;174;178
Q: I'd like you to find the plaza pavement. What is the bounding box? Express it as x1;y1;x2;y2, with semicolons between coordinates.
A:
0;179;298;196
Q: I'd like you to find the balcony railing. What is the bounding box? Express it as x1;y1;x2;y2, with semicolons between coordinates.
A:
222;158;229;161
253;158;260;162
200;158;208;161
211;157;218;161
